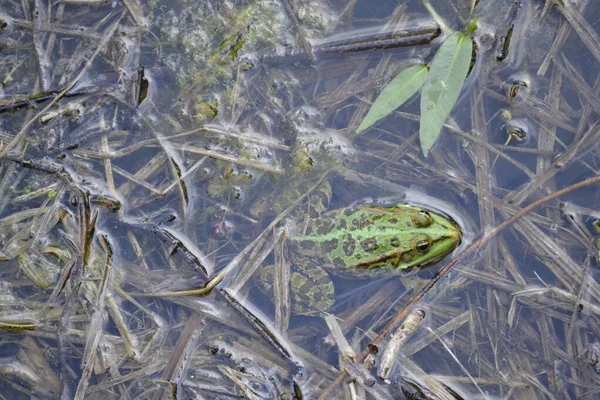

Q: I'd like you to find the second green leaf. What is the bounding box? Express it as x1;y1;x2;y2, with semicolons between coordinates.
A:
419;31;473;156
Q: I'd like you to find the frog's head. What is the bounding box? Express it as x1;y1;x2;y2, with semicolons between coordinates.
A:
399;207;462;270
349;204;462;271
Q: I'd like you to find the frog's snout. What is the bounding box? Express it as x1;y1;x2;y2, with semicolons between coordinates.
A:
453;229;462;248
447;224;462;250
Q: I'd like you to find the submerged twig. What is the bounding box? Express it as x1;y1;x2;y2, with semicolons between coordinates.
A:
0;16;123;157
314;23;441;55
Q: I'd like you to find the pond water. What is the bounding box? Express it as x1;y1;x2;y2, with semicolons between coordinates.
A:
0;0;600;399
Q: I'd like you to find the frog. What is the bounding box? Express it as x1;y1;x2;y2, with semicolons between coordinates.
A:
258;203;462;314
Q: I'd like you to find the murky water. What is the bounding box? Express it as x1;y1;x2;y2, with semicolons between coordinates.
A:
0;0;599;398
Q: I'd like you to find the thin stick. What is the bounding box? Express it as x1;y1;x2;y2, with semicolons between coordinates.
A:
317;174;600;399
0;16;122;157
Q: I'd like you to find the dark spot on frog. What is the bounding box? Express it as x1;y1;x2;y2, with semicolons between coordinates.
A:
344;208;355;216
338;219;347;230
390;236;400;248
361;238;379;253
351;215;372;229
311;292;323;302
298;240;315;250
316;220;335;235
317;274;331;285
357;218;372;230
322;238;338;253
296;280;311;294
388;218;398;224
332;257;345;267
342;235;356;257
372;215;382;221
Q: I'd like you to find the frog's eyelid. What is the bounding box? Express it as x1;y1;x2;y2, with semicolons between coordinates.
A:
413;211;433;227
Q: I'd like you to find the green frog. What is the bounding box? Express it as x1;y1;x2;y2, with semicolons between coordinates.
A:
259;203;462;314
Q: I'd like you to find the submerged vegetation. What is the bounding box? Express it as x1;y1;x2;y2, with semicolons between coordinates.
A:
0;0;600;399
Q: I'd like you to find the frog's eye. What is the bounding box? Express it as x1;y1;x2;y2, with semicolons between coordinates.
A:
415;240;431;253
411;235;432;254
412;210;433;227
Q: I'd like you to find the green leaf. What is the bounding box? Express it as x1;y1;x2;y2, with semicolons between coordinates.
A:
420;32;473;156
357;64;428;133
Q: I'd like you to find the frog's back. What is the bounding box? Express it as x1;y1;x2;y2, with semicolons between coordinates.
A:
289;204;461;276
